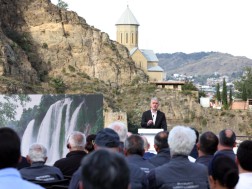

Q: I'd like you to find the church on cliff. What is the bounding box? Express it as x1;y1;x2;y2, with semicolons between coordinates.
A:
115;6;165;82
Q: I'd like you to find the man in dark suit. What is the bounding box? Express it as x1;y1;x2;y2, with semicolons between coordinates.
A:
141;97;167;131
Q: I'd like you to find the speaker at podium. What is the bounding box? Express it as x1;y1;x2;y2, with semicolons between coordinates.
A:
138;128;163;154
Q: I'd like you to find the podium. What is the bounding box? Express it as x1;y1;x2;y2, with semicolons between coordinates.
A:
138;128;163;153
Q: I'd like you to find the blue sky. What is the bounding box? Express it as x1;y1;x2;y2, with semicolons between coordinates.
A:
51;0;252;59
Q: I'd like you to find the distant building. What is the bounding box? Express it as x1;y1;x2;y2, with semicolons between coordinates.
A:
200;97;210;108
231;99;252;110
150;81;185;91
116;6;164;81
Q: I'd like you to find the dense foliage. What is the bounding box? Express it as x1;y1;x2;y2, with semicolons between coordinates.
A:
222;78;228;109
0;95;31;126
57;0;68;9
216;83;221;102
234;67;252;100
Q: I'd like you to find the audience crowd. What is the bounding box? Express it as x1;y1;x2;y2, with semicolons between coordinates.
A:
1;120;251;189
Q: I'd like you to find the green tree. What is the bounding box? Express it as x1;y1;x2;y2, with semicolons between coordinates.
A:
0;95;31;126
222;78;228;109
229;87;233;106
234;67;252;99
216;83;221;102
182;81;198;91
57;0;68;9
50;77;67;93
242;83;247;101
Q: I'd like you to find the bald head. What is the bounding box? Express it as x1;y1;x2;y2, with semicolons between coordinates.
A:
219;129;236;148
154;131;169;150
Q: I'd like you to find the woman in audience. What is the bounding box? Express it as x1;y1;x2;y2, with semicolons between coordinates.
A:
84;134;96;153
208;155;239;189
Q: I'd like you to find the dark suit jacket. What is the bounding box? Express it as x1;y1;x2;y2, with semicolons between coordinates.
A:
53;150;87;176
141;110;167;131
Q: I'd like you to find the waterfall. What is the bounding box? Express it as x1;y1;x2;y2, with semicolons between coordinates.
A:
20;94;103;166
21;98;89;165
21;119;35;156
68;101;85;136
62;101;85;157
50;99;71;164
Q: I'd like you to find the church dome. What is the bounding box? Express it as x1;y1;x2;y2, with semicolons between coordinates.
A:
116;6;140;26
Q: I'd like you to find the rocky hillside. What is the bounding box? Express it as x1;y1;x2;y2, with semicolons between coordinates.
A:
157;52;252;76
0;0;252;136
0;0;147;93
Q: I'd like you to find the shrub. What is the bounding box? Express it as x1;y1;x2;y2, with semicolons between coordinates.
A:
42;43;48;49
184;118;190;123
50;77;67;93
68;65;75;72
220;111;226;116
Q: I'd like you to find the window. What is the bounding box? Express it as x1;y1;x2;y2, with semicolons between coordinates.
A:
126;33;128;43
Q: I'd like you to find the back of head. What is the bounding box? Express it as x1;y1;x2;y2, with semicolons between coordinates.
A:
124;134;145;156
219;129;236;148
199;131;218;155
190;127;199;143
154;131;169;149
85;134;96;153
208;155;239;188
81;149;130;189
28;143;47;163
168;126;196;157
237;140;252;171
67;131;86;150
0;127;20;169
95;128;120;149
107;121;128;143
141;135;150;151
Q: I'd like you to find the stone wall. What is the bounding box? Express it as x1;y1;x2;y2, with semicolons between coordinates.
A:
104;111;127;128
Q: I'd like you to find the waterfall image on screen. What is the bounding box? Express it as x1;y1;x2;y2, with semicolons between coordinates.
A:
1;94;103;165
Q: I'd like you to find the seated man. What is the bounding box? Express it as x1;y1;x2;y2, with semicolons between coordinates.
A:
107;121;128;153
20;143;64;181
148;126;209;189
215;128;236;161
208;155;238;189
142;135;156;160
54;131;87;176
124;134;155;175
79;149;130;189
148;131;170;167
195;131;219;167
0;127;43;189
235;140;252;189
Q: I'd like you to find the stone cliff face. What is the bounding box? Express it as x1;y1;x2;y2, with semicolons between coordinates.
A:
0;0;147;93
